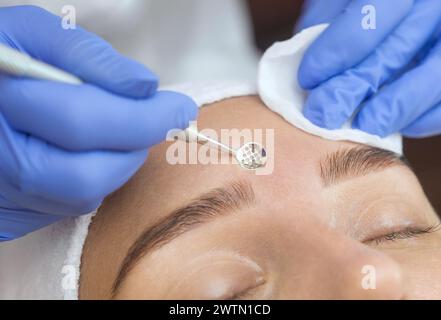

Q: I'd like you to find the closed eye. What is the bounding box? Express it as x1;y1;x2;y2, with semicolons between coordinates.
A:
365;223;441;245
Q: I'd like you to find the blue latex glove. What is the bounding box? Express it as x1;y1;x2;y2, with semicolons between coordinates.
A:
298;0;441;138
0;6;198;241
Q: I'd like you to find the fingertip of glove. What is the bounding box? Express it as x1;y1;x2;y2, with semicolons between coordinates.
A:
298;58;318;90
111;60;159;99
0;234;14;242
298;41;331;90
400;128;421;138
303;103;325;128
352;116;388;138
303;93;347;130
160;91;199;128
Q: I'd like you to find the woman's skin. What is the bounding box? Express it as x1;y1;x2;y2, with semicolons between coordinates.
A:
80;96;441;299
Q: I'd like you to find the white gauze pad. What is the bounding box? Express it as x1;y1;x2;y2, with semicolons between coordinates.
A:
258;24;403;154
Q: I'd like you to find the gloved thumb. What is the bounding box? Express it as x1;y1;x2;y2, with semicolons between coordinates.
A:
0;5;157;98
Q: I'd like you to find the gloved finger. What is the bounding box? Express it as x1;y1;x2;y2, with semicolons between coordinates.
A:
0;205;63;241
295;0;350;31
0;6;158;98
401;102;441;138
0;113;148;214
303;0;441;129
0;77;198;151
0;113;99;215
298;0;415;89
353;39;441;137
0;175;100;217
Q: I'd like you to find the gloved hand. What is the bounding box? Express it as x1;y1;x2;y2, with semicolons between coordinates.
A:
298;0;441;138
0;6;198;241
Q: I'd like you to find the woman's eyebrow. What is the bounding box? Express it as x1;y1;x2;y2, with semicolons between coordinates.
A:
112;180;255;295
320;146;409;187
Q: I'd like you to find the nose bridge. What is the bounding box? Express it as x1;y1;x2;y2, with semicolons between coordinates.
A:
278;226;404;299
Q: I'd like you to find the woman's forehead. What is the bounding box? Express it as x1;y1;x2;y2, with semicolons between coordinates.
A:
138;96;357;220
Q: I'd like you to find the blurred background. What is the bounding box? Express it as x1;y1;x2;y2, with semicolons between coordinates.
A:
247;0;441;214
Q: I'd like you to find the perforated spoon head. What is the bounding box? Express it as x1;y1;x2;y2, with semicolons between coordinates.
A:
235;142;267;170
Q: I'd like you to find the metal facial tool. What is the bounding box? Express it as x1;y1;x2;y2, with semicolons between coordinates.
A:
184;126;267;170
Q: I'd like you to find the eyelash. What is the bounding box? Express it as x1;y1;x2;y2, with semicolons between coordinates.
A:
229;290;253;300
226;282;265;301
367;223;441;245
